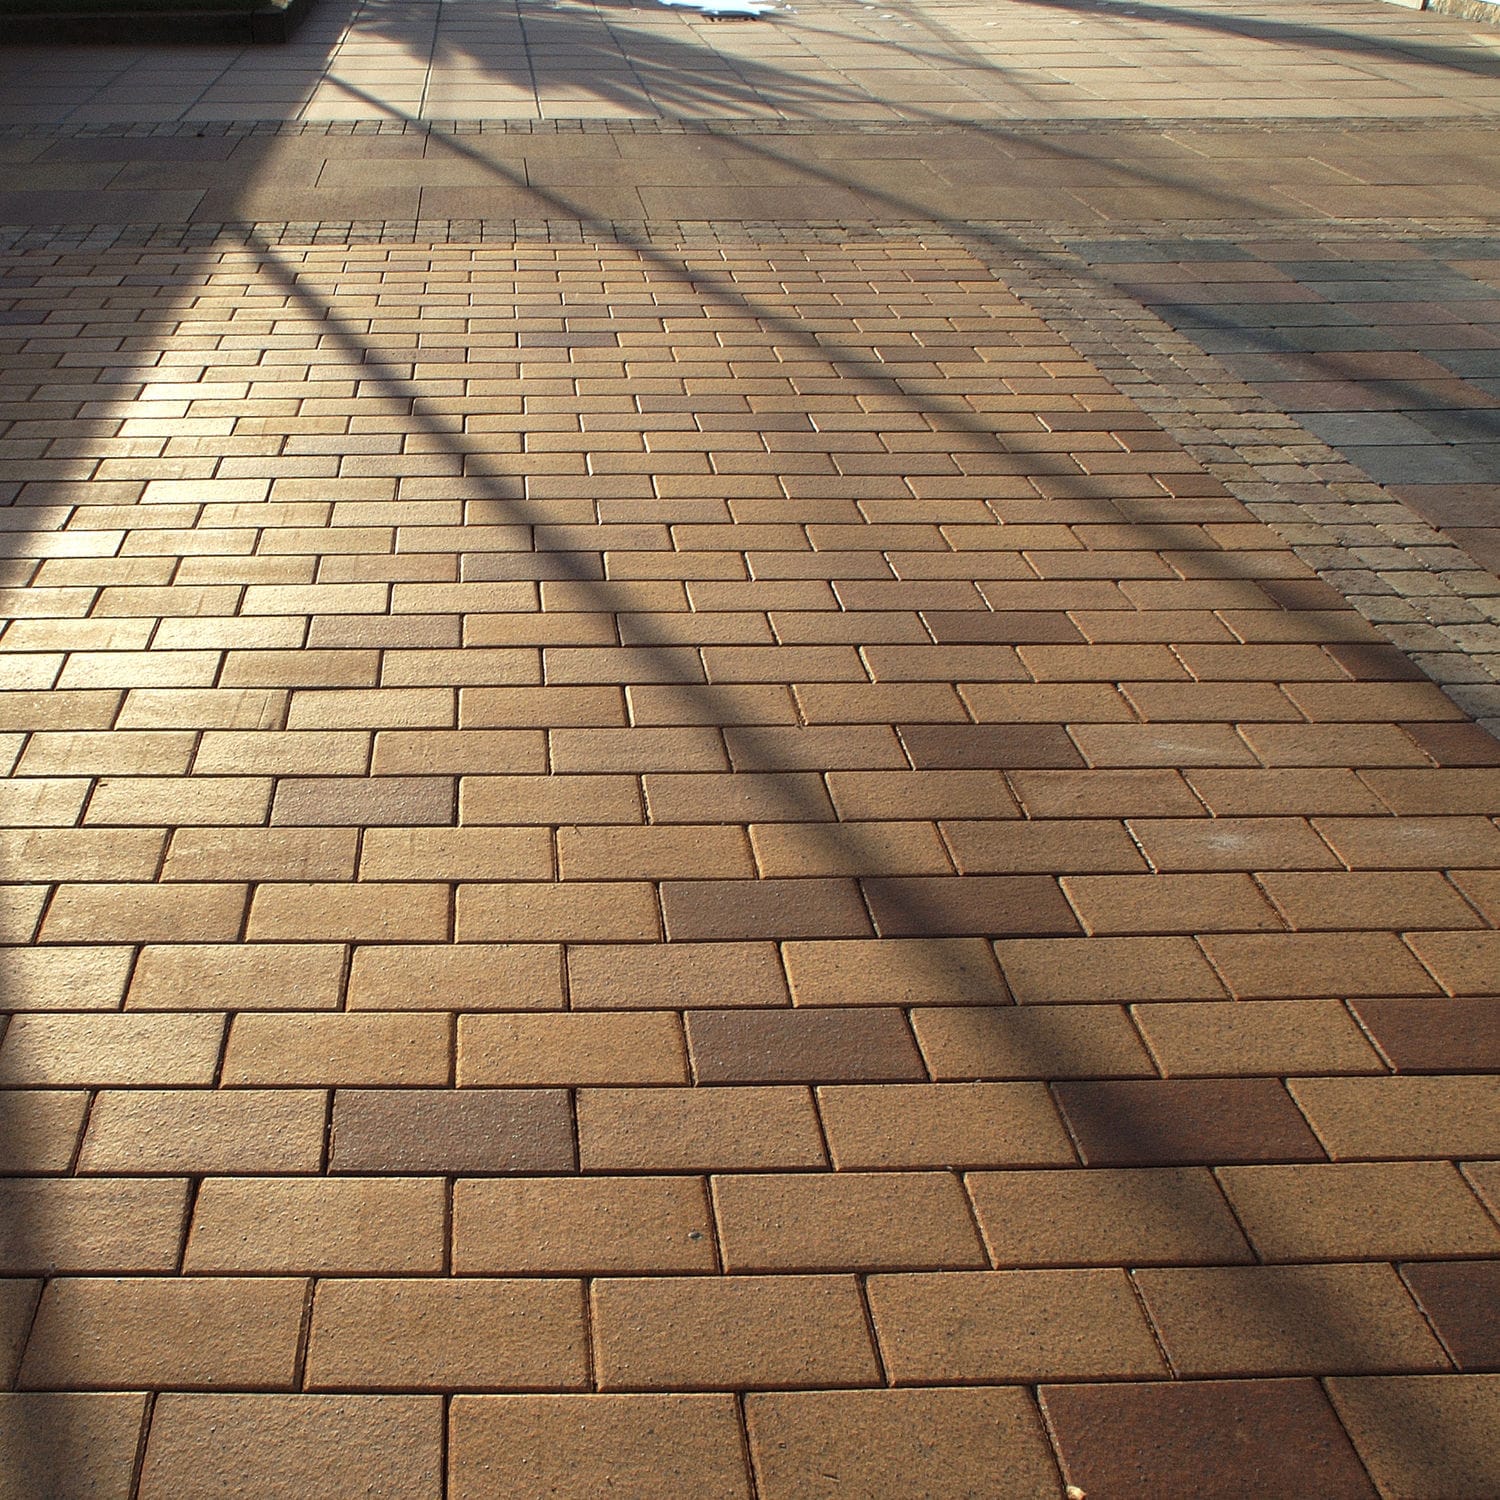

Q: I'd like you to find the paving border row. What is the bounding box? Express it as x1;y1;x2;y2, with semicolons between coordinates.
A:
1;113;1495;140
2;209;1497;734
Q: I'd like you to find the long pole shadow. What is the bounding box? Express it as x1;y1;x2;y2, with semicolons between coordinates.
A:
215;80;1470;1486
0;8;1488;1489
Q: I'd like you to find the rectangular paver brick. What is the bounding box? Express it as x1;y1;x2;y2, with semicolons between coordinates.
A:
459;1013;687;1086
0;1179;189;1274
78;1090;326;1175
186;1178;446;1275
20;1276;305;1390
592;1274;879;1391
868;1269;1166;1384
567;942;787;1009
686;1008;924;1084
1040;1379;1377;1500
306;1279;587;1392
449;1395;750;1500
1055;1079;1325;1165
454;1178;716;1276
712;1172;986;1272
577;1087;825;1172
139;1394;442;1500
1133;1264;1448;1377
746;1387;1060;1500
1288;1076;1500;1159
348;944;564;1011
970;1167;1252;1268
0;1014;225;1088
329;1089;575;1174
223;1014;450;1087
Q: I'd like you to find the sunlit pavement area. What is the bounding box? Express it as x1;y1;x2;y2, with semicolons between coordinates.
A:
1;0;1499;1495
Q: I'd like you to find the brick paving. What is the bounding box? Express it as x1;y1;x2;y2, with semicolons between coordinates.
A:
2;0;1500;1496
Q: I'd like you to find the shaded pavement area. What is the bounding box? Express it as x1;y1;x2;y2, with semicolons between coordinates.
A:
0;0;1498;1496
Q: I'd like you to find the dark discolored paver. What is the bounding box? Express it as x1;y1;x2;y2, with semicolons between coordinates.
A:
1041;1379;1377;1499
329;1090;576;1175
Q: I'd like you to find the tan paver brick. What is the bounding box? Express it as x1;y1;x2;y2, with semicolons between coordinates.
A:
0;1281;40;1387
85;775;272;826
868;1269;1166;1383
0;1090;90;1174
41;882;246;944
1259;871;1483;931
129;943;345;1011
0;1013;224;1087
942;818;1146;875
970;1167;1252;1267
712;1171;985;1272
1200;932;1440;998
139;1394;442;1500
1312;815;1500;870
78;1089;326;1175
1289;1076;1500;1160
162;827;359;882
817;1081;1074;1169
1;947;133;1012
348;943;563;1010
557;824;751;880
745;1387;1060;1500
457;881;659;942
0;827;165;883
1127;816;1339;871
449;1394;750;1500
995;935;1226;1003
454;1178;716;1276
1403;929;1500;995
1062;872;1281;934
461;773;641;824
186;1178;446;1275
0;1393;147;1500
18;730;195;777
646;772;839;826
459;1013;687;1086
1132;999;1384;1076
248;882;449;942
578;1087;825;1172
1134;1264;1448;1376
0;1179;189;1273
1326;1376;1500;1500
286;688;454;730
592;1274;879;1391
783;937;1006;1007
912;1003;1154;1080
566;941;785;1009
826;769;1018;821
360;826;548;881
19;1276;305;1390
223;1014;450;1086
1218;1162;1500;1263
371;729;544;775
306;1279;587;1391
